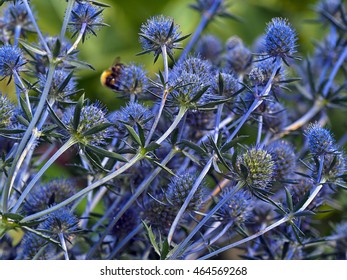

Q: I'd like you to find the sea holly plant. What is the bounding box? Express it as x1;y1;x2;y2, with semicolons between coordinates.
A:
1;0;347;260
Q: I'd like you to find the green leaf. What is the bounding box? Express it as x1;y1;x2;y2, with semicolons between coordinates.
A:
284;187;293;212
208;136;231;171
90;1;111;7
221;135;249;152
160;240;170;260
65;59;95;70
152;160;176;176
142;221;160;256
73;94;84;130
84;149;108;172
82;123;112;136
86;145;127;162
46;101;68;130
19;39;47;56
19;97;33;121
136;122;146;147
189;85;210;103
180;140;206;156
145;142;161;152
52;38;61;58
57;71;74;93
124;124;143;147
3;212;24;221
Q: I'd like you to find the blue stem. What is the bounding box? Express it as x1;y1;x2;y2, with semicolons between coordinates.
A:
178;0;222;62
170;182;244;259
226;58;281;143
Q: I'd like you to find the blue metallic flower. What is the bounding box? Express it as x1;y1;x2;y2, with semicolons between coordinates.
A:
114;63;149;95
69;1;106;40
38;69;77;101
264;18;297;60
267;140;296;181
166;172;205;211
109;101;153;133
0;44;26;78
139;15;184;61
0;93;15;128
305;123;336;156
2;2;33;36
235;147;275;189
23;178;77;215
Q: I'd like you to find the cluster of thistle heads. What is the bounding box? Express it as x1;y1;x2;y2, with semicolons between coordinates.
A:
0;0;347;260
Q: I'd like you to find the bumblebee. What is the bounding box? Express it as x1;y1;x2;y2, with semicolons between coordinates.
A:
100;57;124;91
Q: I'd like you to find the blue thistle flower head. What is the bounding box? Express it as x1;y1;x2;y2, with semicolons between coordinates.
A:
38;70;77;101
0;93;15;128
224;36;253;74
168;56;214;108
139;15;183;60
111;203;140;237
305;123;336;156
264;18;297;60
190;0;231;19
40;207;79;237
109;101;153;134
0;44;26;78
114;63;149;95
3;2;33;36
249;59;285;86
23;178;77;215
216;188;253;226
322;152;346;182
289;177;330;209
69;1;105;40
142;197;177;234
166;172;205;211
267;140;296;181
262;100;288;133
32;36;74;74
63;101;112;146
316;0;343;25
208;72;239;98
235;147;275;190
19;207;79;260
195;34;223;62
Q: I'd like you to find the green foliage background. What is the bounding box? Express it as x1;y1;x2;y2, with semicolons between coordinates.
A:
30;0;322;109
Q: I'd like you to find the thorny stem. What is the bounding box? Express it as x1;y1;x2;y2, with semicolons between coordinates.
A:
14;25;21;47
23;0;51;58
2;63;56;213
67;23;87;55
322;45;347;98
257;115;263;145
198;158;326;260
20;153;144;223
167;157;213;245
145;45;169;146
179;0;222;62
170;182;244;259
59;233;70;260
60;0;75;42
226;58;281;143
275;98;325;139
85;149;177;259
199;216;287;260
11;138;77;213
156;106;188;144
13;70;32;114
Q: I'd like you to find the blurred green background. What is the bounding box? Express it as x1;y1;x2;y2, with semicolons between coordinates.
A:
27;0;322;109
